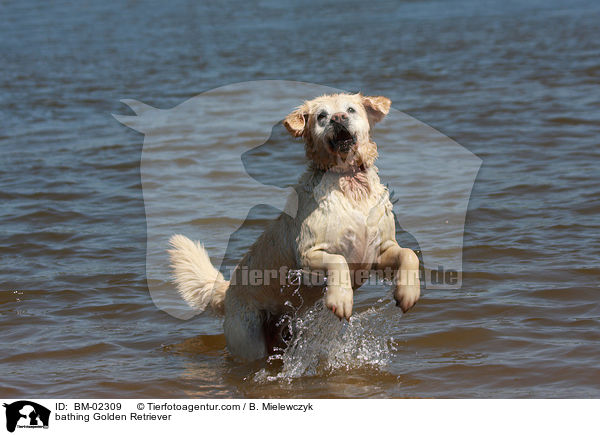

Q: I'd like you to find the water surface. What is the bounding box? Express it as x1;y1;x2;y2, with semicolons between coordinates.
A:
1;0;599;398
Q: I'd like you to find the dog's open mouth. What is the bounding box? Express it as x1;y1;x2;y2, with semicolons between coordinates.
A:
329;126;356;153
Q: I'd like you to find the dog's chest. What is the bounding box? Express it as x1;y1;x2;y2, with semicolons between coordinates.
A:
300;170;393;266
326;192;389;264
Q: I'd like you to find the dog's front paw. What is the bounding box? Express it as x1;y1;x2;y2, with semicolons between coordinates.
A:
394;283;420;313
325;286;353;321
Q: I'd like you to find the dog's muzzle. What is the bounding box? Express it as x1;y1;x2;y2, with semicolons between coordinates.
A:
329;124;356;154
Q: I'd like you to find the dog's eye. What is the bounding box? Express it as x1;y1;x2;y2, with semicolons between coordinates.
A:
347;107;355;113
317;112;327;121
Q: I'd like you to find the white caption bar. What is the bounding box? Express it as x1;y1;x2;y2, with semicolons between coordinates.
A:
1;399;597;434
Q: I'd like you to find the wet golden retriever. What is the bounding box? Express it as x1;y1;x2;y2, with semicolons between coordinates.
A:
169;93;420;360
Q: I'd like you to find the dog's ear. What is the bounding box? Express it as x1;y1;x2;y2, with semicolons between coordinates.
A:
283;105;308;138
362;95;391;125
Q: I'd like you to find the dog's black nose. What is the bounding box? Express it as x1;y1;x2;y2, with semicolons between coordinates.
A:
330;112;348;124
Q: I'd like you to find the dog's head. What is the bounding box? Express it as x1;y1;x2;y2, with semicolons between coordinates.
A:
283;93;391;172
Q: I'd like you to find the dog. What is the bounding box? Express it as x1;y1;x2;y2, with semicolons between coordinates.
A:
168;93;420;361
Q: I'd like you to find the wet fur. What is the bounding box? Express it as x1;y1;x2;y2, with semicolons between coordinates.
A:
169;93;420;361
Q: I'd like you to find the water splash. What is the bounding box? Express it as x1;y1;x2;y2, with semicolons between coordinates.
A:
253;271;397;382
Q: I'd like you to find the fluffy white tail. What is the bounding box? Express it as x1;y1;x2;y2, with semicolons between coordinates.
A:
168;234;228;315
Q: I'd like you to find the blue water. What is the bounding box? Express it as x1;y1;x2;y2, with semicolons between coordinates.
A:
1;0;599;397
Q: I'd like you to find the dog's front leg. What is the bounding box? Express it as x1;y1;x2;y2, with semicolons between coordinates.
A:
303;250;353;320
376;241;420;312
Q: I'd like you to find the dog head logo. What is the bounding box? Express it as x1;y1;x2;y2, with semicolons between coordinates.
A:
114;81;481;319
3;401;50;433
